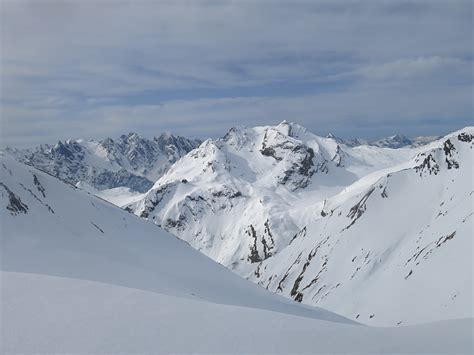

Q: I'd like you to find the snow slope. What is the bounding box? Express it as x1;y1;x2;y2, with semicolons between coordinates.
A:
0;153;342;320
3;271;472;354
1;142;472;353
127;124;473;326
254;129;474;325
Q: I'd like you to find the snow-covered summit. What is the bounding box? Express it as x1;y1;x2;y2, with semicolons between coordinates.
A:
325;133;369;147
253;128;474;325
127;125;473;326
371;134;413;148
128;122;418;275
3;153;380;353
325;132;441;149
5;122;472;331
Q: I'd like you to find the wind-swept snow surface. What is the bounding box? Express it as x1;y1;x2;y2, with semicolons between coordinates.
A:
1;153;472;354
0;153;342;321
3;271;473;354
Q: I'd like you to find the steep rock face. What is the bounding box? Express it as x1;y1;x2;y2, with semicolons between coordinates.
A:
128;122;418;276
259;125;317;190
252;129;473;326
7;133;200;192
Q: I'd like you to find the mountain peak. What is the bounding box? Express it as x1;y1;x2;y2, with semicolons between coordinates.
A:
274;120;310;138
371;134;412;148
120;132;141;141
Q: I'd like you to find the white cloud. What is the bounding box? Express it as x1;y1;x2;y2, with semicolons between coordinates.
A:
1;0;472;146
357;57;470;81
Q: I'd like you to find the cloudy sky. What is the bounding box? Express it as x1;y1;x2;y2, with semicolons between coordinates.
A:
1;0;472;147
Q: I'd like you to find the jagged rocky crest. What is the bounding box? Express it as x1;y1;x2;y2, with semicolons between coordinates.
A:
7;133;201;192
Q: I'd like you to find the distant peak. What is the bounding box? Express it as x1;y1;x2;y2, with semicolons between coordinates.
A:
119;132;141;141
275;120;293;137
371;134;412;148
389;134;409;140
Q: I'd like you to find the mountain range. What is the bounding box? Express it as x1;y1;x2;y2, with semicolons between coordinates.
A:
7;132;201;193
326;132;441;148
124;122;472;326
3;152;472;353
2;122;472;337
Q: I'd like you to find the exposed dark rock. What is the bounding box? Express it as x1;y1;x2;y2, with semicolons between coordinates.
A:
331;145;345;167
260;129;316;190
165;214;187;230
458;132;473;143
442;139;459;169
139;183;174;218
343;188;375;231
0;182;29;215
19;183;54;214
263;219;275;245
289;226;306;245
290;236;330;302
414;154;440;176
277;252;303;292
33;174;46;197
435;231;456;248
90;222;104;234
247;224;261;263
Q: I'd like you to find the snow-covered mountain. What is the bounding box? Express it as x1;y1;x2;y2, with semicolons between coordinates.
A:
326;133;440;148
127;122;413;273
370;134;414;148
7;132;200;193
4;153;470;353
127;122;473;326
5;122;472;331
0;153;341;351
325;133;369;147
253;129;474;325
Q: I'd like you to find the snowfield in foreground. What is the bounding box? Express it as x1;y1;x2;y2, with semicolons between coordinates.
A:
1;153;473;353
3;271;472;354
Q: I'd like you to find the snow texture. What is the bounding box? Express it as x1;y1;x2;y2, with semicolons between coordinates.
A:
1;153;472;353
